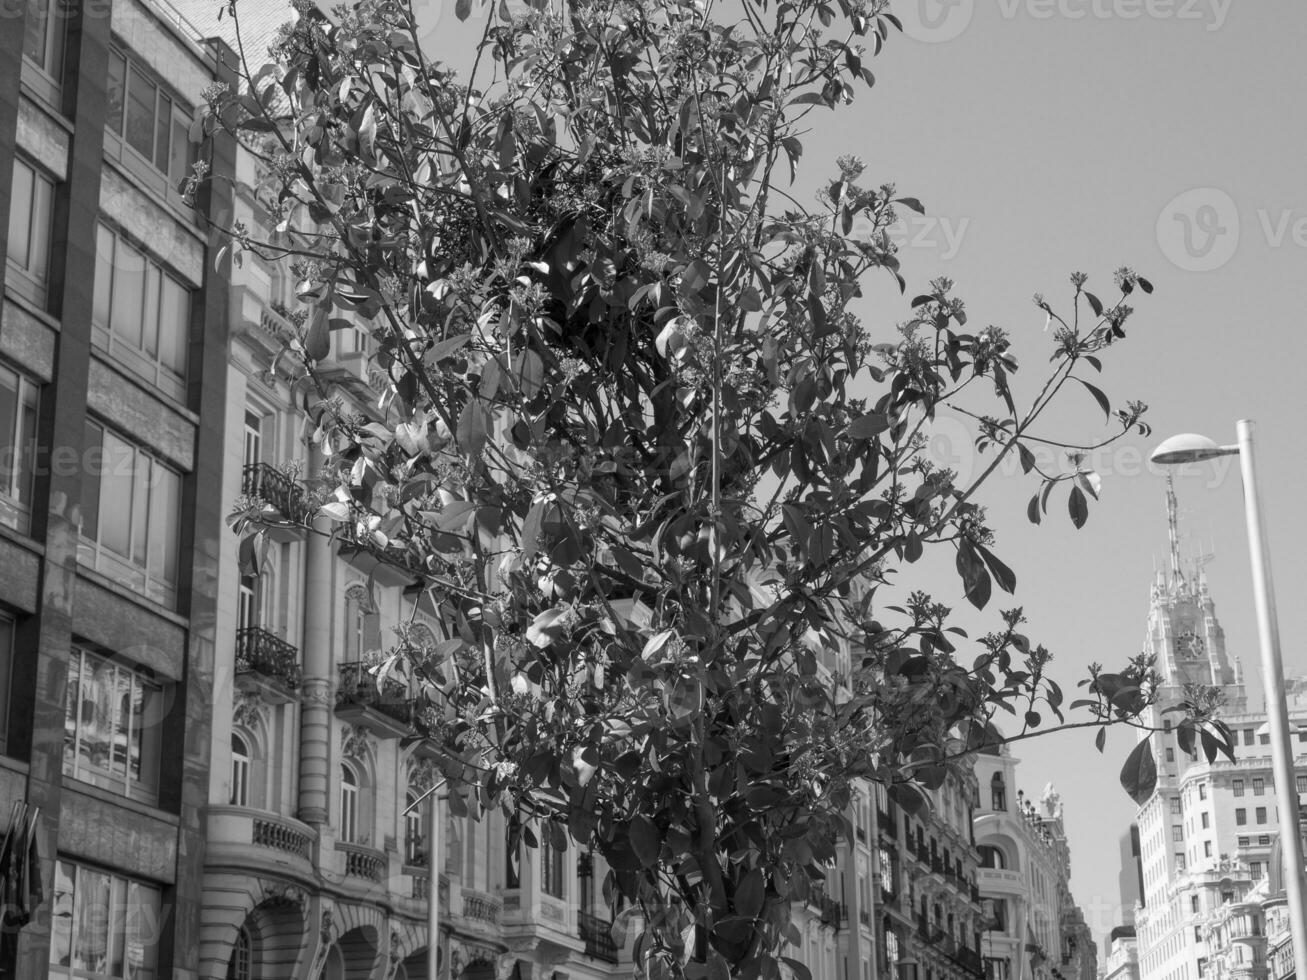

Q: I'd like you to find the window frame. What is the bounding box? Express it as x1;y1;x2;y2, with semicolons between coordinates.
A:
92;223;192;400
230;732;251;807
0;363;40;534
7;157;55;308
340;761;359;843
22;0;67;83
103;48;197;193
48;859;163;979
62;645;164;805
76;419;183;608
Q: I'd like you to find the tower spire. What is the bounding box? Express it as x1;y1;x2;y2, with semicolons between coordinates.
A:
1166;474;1185;591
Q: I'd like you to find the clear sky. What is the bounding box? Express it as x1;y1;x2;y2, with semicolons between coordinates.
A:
423;0;1307;950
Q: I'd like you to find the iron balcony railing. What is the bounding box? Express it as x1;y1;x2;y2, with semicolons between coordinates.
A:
242;462;312;525
236;627;302;689
579;911;619;963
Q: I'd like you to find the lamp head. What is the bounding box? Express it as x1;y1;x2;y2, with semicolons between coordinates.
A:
1150;433;1237;466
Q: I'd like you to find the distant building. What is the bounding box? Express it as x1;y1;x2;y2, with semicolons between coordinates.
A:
1127;480;1307;980
973;747;1098;980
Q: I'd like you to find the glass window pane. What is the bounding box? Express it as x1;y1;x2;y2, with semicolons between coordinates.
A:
109;239;145;349
157;275;189;377
0;366;19;499
148;463;179;583
108;876;127;975
106;51;126;136
63;649;81;776
79;421;102;540
171;117;191;186
98;430;134;557
113;668;132;779
154;94;172;172
81;656;116;779
137;682;161;793
125;67;156;160
142;263;160;358
23;0;48;65
131;455;149;564
18;379;38;506
28;170;52;281
8;161;33;271
94;226;114;326
71;867;111;969
50;861;76;967
127;881;161;975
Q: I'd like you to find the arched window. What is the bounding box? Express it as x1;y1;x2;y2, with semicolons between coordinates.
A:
230;733;250;807
405;789;425;865
340;762;359;842
991;772;1006;811
979;845;1006;869
226;926;251;980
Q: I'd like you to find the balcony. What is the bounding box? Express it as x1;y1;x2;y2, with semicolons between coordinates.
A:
242;462;311;539
335;663;421;739
337;841;387;883
204;806;317;886
461;887;503;927
580;911;619;963
235;627;301;703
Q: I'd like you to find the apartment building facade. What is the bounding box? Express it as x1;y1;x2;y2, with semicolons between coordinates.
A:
0;0;236;975
972;749;1097;980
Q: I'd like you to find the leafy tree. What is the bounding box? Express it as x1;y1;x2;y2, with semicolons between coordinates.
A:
203;1;1229;977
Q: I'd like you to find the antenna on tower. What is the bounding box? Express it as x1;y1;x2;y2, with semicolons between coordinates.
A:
1166;474;1186;592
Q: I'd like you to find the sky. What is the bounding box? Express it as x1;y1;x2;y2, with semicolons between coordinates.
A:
419;0;1307;950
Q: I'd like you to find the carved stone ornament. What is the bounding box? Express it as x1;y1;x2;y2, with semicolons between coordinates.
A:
408;756;437;793
342;724;373;760
264;881;306;909
233;692;265;730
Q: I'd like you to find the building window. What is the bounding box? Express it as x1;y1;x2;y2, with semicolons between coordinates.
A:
1236;809;1247;826
105;49;194;183
1171;825;1183;842
0;615;13;756
540;838;565;899
1254;778;1265;796
1259;835;1271;845
1199;785;1207;800
1176;853;1186;870
1244;728;1255;746
1260;733;1270;744
1251;861;1263;878
404;789;425;865
92;224;192;398
1194;926;1202;942
1171;797;1182;814
230;733;250;807
339;762;359;843
879;846;896;897
885;928;900;980
1256;807;1267;824
991;772;1006;811
1203;841;1212;857
343;586;382;661
1166;747;1175;763
0;365;39;534
1191;895;1200;913
1234;779;1244;797
48;860;162;979
1201;812;1210;829
1198;958;1208;978
227;926;252;980
22;0;66;81
1297;775;1307;794
1238;836;1250;846
76;420;182;607
62;646;163;803
7;158;54;290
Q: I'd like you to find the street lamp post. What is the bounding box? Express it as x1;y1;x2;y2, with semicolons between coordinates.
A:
1151;421;1307;980
404;777;448;980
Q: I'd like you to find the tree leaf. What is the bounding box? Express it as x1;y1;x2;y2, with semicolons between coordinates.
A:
629;815;660;868
736;868;766;919
1119;735;1157;804
455;0;472;20
845;413;890;439
1074;377;1111;420
1068;485;1089;529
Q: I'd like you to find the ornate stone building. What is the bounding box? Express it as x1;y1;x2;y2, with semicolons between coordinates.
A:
972;750;1097;980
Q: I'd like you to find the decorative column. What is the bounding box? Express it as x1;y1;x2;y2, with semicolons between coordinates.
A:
298;443;334;825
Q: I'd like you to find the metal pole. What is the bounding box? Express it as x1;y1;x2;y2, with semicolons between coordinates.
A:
427;787;443;980
1236;419;1307;980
